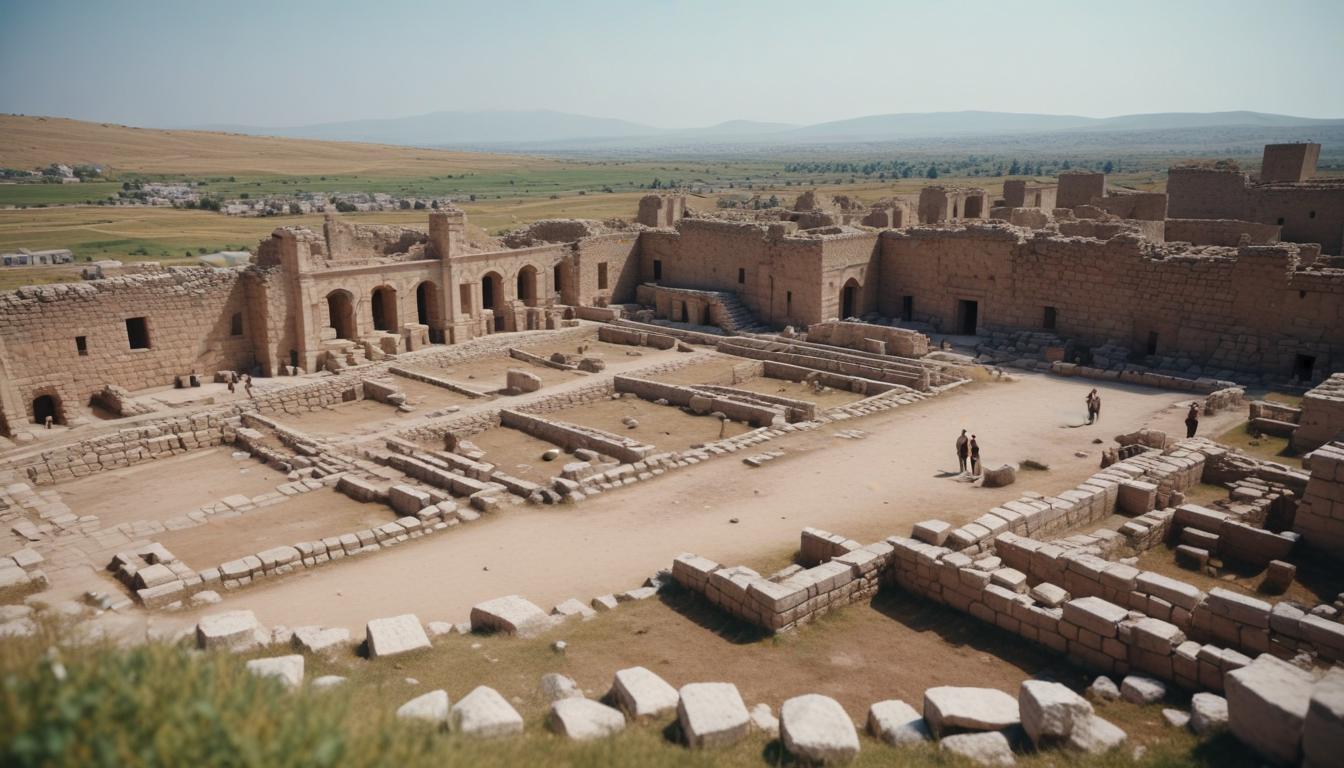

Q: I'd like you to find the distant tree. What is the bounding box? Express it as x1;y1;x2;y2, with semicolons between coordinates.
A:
767;194;780;207
1061;160;1072;170
334;201;357;213
239;192;249;199
1008;159;1021;175
413;200;427;210
926;165;939;179
288;202;302;215
1103;160;1115;174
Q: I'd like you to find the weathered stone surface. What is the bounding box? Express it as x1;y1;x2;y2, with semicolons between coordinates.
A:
1225;654;1314;766
611;666;679;719
470;595;553;637
552;598;597;621
750;703;780;737
1163;708;1191;728
677;683;750;749
1019;680;1092;746
867;699;930;746
780;694;861;764
506;369;542;394
397;690;450;726
923;686;1020;736
939;731;1016;766
541;672;584;703
451;685;524;738
195;610;266;651
981;463;1018;488
1120;675;1166;705
1303;668;1344;768
1029;583;1069;608
1190;693;1228;735
245;655;304;689
1087;676;1120;702
1066;714;1127;754
291;626;350;654
365;614;431;658
548;698;625;741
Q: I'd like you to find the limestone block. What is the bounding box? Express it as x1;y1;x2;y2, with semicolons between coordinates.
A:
1304;668;1344;768
1225;653;1314;765
451;685;524;738
677;682;750;749
196;610;266;651
540;672;584;703
1030;583;1069;608
1163;708;1191;729
388;485;433;516
1190;692;1228;735
981;463;1018;488
1066;714;1127;754
245;655;304;689
750;703;780;737
1117;480;1158;515
780;694;861;764
506;369;543;394
397;690;450;727
133;562;176;589
291;626;351;654
470;595;553;637
913;519;952;546
1061;597;1127;638
365;614;431;658
867;699;930;746
611;666;679;719
552;598;597;621
923;686;1020;736
1120;675;1166;705
1020;680;1093;746
548;698;626;741
939;731;1015;766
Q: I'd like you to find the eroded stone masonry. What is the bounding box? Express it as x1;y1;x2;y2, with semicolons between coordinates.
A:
1;141;1343;767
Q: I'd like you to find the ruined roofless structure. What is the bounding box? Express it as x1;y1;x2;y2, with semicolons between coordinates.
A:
1;143;1343;434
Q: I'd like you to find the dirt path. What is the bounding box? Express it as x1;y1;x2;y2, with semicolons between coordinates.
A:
167;373;1241;633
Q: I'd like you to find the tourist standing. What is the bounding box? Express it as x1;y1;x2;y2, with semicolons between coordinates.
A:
969;434;981;477
956;429;969;474
1185;402;1200;438
243;373;254;399
1086;389;1099;424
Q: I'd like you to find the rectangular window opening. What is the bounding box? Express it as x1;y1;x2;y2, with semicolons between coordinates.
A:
230;312;244;336
597;262;609;290
652;259;662;281
1043;306;1057;330
75;336;88;356
737;267;745;285
1145;330;1159;356
901;296;914;322
125;317;150;350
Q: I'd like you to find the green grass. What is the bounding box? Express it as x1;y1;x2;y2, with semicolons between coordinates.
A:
0;616;1255;768
0;182;123;207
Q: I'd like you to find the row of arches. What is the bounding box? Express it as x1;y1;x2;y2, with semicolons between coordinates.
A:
325;281;442;341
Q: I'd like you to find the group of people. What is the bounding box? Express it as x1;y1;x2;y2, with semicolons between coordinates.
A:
955;429;981;476
225;371;254;398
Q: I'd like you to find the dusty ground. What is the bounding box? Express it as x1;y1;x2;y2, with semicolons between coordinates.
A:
159;372;1240;635
552;397;755;451
54;447;288;528
155;490;393;568
646;354;750;385
728;376;867;410
417;355;576;393
468;426;576;485
271;400;406;438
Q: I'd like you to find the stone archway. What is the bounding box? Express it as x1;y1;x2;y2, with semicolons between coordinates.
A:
371;285;398;332
516;265;540;308
31;392;62;426
841;277;861;319
416;280;444;343
481;272;503;311
326;290;356;340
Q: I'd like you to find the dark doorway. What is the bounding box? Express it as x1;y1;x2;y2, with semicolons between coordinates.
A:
841;278;860;319
680;302;690;323
32;394;60;425
901;296;914;322
416;282;431;325
653;260;662;281
516;266;539;307
553;264;564;299
1043;306;1057;330
964;196;983;218
326;291;356;339
956;299;979;335
1294;354;1316;382
371;286;398;332
125;317;150;349
1146;331;1159;356
482;273;500;310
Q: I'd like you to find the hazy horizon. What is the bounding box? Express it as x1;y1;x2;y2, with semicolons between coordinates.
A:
2;0;1342;130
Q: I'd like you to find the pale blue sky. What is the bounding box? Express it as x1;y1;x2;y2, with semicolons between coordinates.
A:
1;0;1341;128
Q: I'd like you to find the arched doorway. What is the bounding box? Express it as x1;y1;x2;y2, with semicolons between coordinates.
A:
841;278;861;319
416;281;443;343
481;272;502;311
326;290;356;340
32;393;61;426
516;266;539;307
371;286;398;332
553;263;564;301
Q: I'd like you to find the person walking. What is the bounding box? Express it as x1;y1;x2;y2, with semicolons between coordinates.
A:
227;371;237;394
956;429;969;474
1185;402;1200;438
969;434;981;477
243;373;254;399
1086;389;1098;424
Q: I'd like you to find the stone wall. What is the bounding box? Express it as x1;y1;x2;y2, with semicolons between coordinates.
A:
804;320;930;357
1167;167;1344;255
878;225;1344;381
1293;374;1344;453
1293;441;1344;556
0;269;254;428
1164;219;1282;247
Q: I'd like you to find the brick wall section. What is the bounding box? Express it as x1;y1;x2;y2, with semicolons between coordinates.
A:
1167;166;1344;255
1293;441;1344;556
1293;374;1344;453
1164;218;1281;247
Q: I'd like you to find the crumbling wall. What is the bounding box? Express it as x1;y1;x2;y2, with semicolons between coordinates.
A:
1294;441;1344;556
805;320;929;357
1165;219;1281;247
1294;375;1344;452
1057;172;1107;208
322;216;428;262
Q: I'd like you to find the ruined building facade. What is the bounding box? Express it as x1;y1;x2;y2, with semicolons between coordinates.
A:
1;146;1342;434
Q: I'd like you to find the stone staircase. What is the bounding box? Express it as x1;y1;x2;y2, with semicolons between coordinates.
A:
708;291;770;335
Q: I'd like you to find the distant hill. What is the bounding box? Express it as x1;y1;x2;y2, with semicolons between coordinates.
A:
0;114;547;175
200;109;1344;150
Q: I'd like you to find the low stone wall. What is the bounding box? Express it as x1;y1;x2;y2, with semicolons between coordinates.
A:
611;318;727;347
597;324;677;350
1164;218;1281;247
761;360;901;396
716;337;932;391
1049;361;1236;394
1293;374;1344;453
612;375;791;426
804;320;930;358
388;366;491;398
500;409;655;464
1294;441;1344;557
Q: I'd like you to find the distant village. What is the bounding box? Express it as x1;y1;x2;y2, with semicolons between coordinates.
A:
118;185;455;217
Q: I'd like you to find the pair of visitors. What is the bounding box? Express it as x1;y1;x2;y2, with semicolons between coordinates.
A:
1086;389;1102;424
955;430;981;476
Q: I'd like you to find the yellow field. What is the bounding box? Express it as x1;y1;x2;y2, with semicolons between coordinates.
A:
0;115;553;176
